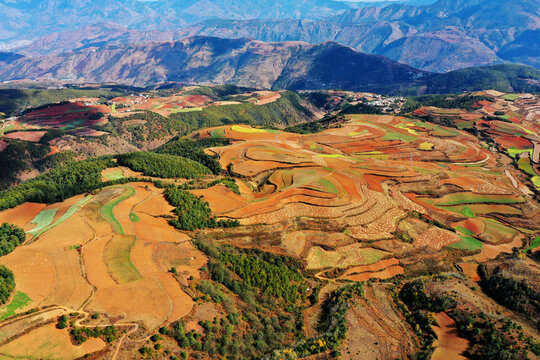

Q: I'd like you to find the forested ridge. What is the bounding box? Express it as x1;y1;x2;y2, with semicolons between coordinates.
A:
117;152;211;179
154;138;229;175
0;158;113;211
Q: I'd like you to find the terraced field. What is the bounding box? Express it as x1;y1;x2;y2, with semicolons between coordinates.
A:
0;92;539;359
0;182;206;356
199;115;538;265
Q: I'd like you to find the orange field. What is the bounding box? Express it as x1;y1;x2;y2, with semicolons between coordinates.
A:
0;182;206;340
432;312;469;360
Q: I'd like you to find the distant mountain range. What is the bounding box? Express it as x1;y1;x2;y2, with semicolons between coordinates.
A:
2;37;539;95
8;0;540;73
0;0;350;43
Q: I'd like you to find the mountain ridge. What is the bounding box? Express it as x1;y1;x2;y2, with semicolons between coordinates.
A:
2;36;539;95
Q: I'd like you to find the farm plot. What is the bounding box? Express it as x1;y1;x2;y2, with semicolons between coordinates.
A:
306;243;388;270
19;102;110;135
0;323;106;360
0;182;205;331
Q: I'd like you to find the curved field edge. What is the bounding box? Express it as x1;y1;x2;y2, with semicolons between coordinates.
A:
100;186;136;235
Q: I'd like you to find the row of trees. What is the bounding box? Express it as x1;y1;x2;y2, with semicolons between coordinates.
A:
117;152;211;179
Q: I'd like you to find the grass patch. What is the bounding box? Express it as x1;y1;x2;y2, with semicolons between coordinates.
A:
170;107;203;114
210;128;225;138
524;237;540;253
129;212;140;222
101;186;135;235
103;168;124;181
448;236;483;252
103;235;142;284
502;94;519;101
0;292;32;320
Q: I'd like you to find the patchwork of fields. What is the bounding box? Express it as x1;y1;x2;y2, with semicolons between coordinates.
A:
0;90;538;359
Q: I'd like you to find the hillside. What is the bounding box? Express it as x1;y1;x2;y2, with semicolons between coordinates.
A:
0;37;428;92
3;37;540;95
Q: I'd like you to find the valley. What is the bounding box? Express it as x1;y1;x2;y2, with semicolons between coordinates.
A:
0;86;538;359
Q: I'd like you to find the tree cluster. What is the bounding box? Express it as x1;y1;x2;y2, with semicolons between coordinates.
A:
0;158;113;211
117;152;211;179
0;223;26;257
155;138;228;174
0;265;15;305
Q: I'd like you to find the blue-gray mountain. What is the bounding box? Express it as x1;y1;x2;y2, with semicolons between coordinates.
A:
8;0;539;73
1;37;539;95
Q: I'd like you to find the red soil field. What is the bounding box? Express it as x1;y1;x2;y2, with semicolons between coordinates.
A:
3;131;47;142
494;136;533;149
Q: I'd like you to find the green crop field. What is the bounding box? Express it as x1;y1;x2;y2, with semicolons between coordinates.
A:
448;236;483;252
455;226;475;236
170;108;203;114
482;218;517;243
315;178;338;194
443;204;522;216
524;236;540;253
435;193;524;206
0;292;32;320
382;131;416;142
27;209;58;236
101;186;135;235
103;235;142;284
232;125;268;134
33;196;92;239
518;157;536;176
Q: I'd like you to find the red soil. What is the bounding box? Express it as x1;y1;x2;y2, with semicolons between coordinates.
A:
3;131;47;142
